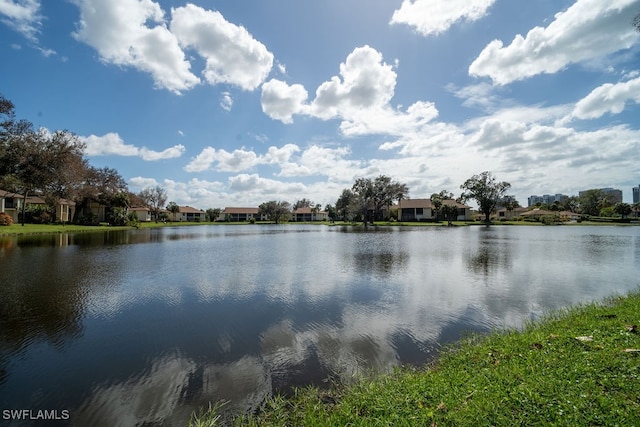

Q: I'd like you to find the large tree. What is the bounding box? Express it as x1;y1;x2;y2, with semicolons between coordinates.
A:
206;208;222;222
166;201;180;221
1;124;86;225
351;175;408;226
578;189;610;216
292;198;313;210
72;166;129;223
259;200;291;224
430;190;455;221
614;202;632;219
139;186;167;223
371;175;408;222
351;178;375;225
335;189;354;221
460;171;511;223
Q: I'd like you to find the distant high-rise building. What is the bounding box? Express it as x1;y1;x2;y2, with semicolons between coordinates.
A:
633;185;640;204
527;193;568;207
579;188;623;205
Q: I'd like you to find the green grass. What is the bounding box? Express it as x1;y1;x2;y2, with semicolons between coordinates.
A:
191;291;640;426
0;223;136;235
0;221;231;235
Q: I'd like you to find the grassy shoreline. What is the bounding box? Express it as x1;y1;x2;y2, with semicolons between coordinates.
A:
192;291;640;426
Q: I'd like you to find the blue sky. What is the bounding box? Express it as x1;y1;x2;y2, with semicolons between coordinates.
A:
1;0;639;209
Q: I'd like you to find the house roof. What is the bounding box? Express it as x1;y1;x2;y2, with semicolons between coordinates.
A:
520;208;556;216
179;206;205;213
292;207;327;214
0;189;22;198
441;199;470;209
398;198;433;209
496;207;528;214
25;196;76;206
397;198;470;209
223;207;259;214
128;207;150;212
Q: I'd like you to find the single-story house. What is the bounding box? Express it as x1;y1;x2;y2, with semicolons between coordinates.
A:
1;190;76;223
128;207;152;222
220;207;263;222
291;207;328;222
397;198;433;221
495;206;529;220
520;208;557;220
76;201;108;223
26;195;76;223
177;206;207;222
0;190;22;223
396;198;471;221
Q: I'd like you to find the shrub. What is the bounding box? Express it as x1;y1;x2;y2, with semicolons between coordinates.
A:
0;212;13;226
107;207;129;226
19;205;53;224
76;212;96;225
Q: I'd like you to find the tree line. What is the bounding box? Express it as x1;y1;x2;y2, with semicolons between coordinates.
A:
255;171;515;226
0;95;181;226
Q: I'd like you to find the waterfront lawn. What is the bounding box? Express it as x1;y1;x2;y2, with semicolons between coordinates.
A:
192;291;640;426
0;221;223;235
0;223;134;235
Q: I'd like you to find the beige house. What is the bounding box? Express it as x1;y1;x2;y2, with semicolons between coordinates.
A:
0;190;22;223
1;190;76;223
495;206;529;220
177;206;206;222
128;207;152;222
397;198;433;221
396;198;471;221
220;207;263;222
520;208;557;220
291;207;328;221
26;195;76;223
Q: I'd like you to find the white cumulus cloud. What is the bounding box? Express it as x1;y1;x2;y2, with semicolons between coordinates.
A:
310;45;397;119
568;76;640;121
390;0;495;37
170;4;273;91
71;0;199;94
469;0;640;85
71;1;274;93
83;132;139;157
82;132;185;161
184;147;217;173
184;147;261;173
139;144;185;161
261;79;308;124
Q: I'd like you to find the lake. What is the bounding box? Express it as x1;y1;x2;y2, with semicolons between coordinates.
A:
1;224;639;425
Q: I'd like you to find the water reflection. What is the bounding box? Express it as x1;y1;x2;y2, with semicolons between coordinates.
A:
1;225;639;425
0;247;87;359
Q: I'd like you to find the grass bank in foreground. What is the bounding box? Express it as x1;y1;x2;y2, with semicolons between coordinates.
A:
191;291;640;426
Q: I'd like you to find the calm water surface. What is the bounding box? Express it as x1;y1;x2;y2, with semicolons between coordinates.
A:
1;224;639;425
